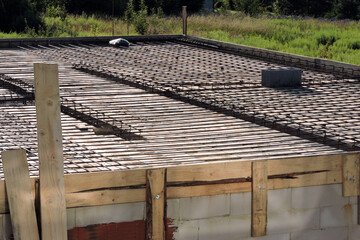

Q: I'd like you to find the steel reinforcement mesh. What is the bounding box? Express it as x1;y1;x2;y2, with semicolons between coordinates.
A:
7;40;360;151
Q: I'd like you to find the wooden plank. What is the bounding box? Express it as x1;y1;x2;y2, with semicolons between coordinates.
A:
0;180;8;214
268;154;342;175
167;161;251;183
66;188;145;208
34;63;67;240
342;154;360;197
146;169;166;240
168;182;251;199
2;149;40;240
251;161;268;237
64;169;146;193
268;169;341;190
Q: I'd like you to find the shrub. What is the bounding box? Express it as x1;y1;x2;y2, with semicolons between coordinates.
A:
134;0;149;35
349;41;360;50
316;34;338;46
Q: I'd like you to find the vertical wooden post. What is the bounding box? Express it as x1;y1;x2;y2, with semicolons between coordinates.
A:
342;154;360;197
2;149;40;240
34;63;67;240
251;161;268;237
358;195;360;225
182;6;187;36
146;168;166;240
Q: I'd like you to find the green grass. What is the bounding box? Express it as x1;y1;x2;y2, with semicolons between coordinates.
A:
1;13;359;65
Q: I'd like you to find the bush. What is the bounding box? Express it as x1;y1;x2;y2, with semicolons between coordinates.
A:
234;0;262;15
317;34;338;46
349;41;360;50
134;0;149;35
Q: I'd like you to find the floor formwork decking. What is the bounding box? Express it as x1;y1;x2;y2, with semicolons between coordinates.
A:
0;35;359;239
0;49;345;178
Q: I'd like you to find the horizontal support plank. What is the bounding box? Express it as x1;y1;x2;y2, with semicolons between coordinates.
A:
168;182;252;198
167;161;252;183
0;153;354;213
66;188;146;208
268;154;342;175
65;169;146;193
268;170;342;190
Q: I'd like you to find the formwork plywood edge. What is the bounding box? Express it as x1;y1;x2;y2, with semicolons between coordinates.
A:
0;153;356;213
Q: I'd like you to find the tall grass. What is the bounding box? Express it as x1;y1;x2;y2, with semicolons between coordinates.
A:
0;13;359;65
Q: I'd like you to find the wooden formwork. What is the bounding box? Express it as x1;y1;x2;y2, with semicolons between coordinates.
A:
0;152;359;238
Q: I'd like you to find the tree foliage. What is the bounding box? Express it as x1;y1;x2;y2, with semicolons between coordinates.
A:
216;0;360;19
0;0;43;32
0;0;359;33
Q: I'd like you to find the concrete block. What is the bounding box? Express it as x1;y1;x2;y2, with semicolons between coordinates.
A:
179;195;230;220
350;196;358;204
267;210;292;234
291;227;348;240
261;68;302;88
320;204;356;228
241;233;290;240
267;208;319;234
168;199;180;220
230;192;251;216
75;202;145;227
349;225;360;240
67;208;76;230
292;185;349;209
290;209;320;232
198;216;251;240
268;188;291;213
172;220;199;240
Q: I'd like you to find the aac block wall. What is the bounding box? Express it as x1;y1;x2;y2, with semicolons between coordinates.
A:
0;184;358;240
168;184;359;240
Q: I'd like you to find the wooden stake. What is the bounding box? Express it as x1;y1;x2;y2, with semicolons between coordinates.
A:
34;63;67;240
182;6;187;36
342;154;360;197
146;168;166;240
251;161;268;237
2;149;40;240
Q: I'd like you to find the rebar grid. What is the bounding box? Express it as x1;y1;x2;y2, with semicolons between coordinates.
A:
20;41;360;151
0;74;143;140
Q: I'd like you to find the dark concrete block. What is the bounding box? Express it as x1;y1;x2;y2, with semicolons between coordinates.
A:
261;68;302;88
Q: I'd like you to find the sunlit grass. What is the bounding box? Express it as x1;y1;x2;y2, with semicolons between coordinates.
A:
0;13;359;65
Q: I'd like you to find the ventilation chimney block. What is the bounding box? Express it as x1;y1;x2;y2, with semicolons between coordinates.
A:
261;68;302;88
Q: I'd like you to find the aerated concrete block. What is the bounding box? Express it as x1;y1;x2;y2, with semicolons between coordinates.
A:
241;233;290;240
349;225;360;240
179;195;230;220
230;192;251;216
292;184;349;209
198;216;251;240
75;202;145;227
320;204;356;228
168;199;180;220
261;68;302;88
268;188;292;213
67;208;76;230
172;220;199;240
267;208;320;235
290;227;348;240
